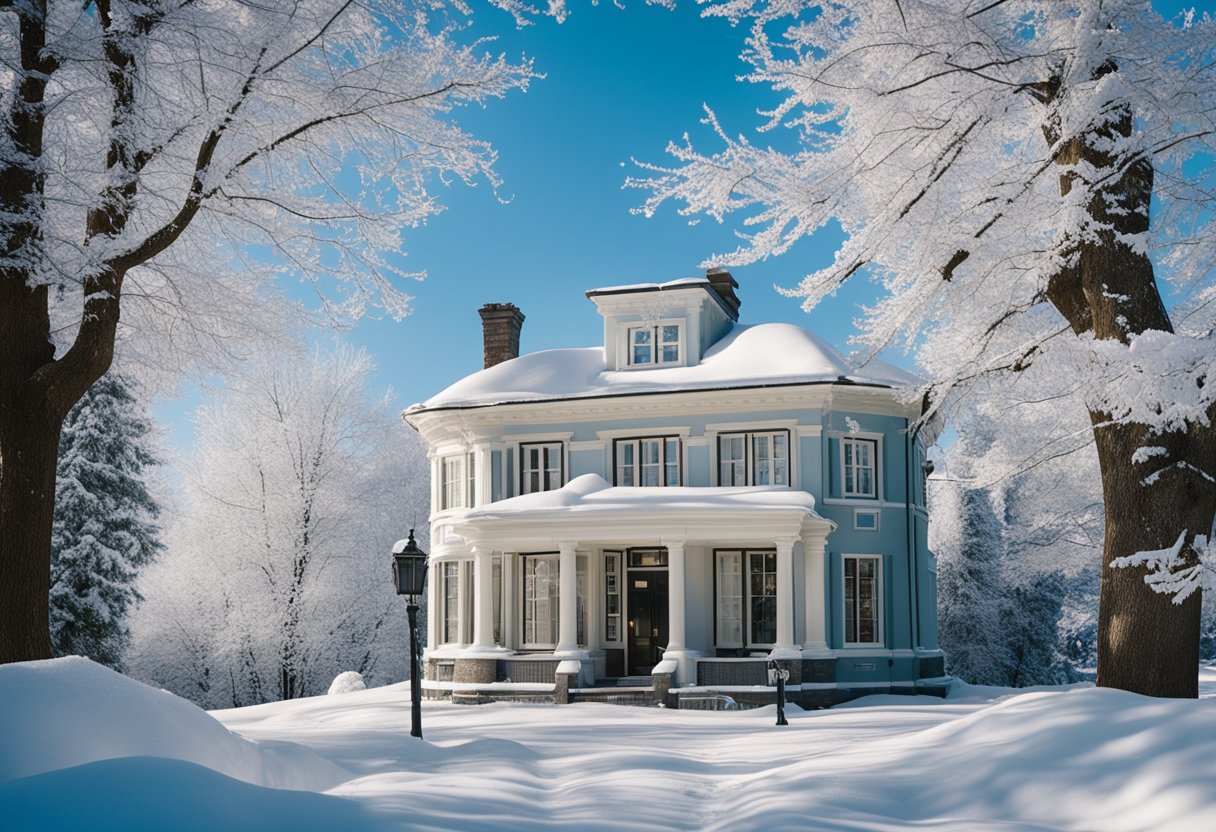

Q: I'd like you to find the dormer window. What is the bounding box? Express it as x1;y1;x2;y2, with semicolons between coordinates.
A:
628;324;680;366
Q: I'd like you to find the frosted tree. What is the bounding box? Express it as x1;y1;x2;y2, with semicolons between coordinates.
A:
129;346;429;707
50;371;161;669
0;0;537;664
635;1;1216;697
934;478;1010;685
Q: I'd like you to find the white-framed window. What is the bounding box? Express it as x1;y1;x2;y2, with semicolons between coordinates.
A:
441;455;464;510
843;437;878;498
614;437;681;486
442;561;460;645
440;453;477;510
627;323;680;366
717;431;790;486
462;560;475;645
604;551;622;643
522;554;560;648
854;509;880;531
520;442;563;495
715;549;777;648
492;556;503;646
844;555;882;646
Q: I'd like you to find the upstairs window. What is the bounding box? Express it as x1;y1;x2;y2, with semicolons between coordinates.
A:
628;324;680;366
440;453;476;510
843;437;878;498
718;431;790;486
614;437;680;486
441;455;464;510
520;442;563;495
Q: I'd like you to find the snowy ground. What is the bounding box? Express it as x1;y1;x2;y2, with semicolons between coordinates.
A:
3;659;1216;831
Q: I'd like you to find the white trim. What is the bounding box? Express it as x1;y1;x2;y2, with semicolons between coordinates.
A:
822;498;907;509
706;418;798;433
596;426;691;440
506;431;574;444
568;439;605;453
794;424;823;438
853;509;881;532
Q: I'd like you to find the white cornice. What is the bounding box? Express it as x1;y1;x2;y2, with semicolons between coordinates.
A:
405;384;919;448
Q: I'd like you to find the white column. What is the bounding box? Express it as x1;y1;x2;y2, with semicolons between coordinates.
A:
502;552;516;649
426;554;439;653
474;446;493;506
773;537;798;657
471;546;496;650
555;540;579;654
665;540;686;651
803;531;830;653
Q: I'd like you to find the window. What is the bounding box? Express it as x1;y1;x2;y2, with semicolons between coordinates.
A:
715;549;777;647
614;437;680;486
492;557;503;645
441;455;464;510
442;562;459;644
604;552;622;643
844;556;882;645
522;555;560;647
843;437;878;498
854;509;880;531
717;431;790;486
440;453;476;510
462;560;475;645
520;442;563;495
628;323;680;366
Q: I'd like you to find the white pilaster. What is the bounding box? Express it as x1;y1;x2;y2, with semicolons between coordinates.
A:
502;552;516;649
555;540;579;655
802;530;831;655
772;537;799;658
426;554;438;653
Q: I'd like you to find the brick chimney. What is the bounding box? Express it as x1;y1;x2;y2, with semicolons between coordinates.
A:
478;303;525;369
706;268;741;319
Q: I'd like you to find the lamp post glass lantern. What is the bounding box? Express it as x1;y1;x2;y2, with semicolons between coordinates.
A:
392;530;428;739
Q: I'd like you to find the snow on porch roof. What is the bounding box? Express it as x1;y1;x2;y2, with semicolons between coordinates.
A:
410;322;920;412
459;474;826;522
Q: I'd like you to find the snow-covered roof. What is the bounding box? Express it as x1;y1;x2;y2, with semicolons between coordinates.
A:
461;474;822;521
411;322;919;412
585;277;710;294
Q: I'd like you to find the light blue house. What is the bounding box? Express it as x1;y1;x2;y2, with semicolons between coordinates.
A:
404;271;945;707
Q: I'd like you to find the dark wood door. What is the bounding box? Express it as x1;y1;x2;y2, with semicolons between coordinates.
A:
627;570;669;676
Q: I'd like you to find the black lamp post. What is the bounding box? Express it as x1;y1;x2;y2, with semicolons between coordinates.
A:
392;529;428;739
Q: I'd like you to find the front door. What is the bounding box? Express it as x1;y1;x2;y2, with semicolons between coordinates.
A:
627;569;669;675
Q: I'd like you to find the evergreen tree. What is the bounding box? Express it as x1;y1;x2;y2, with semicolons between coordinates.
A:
936;481;1010;686
50;373;161;669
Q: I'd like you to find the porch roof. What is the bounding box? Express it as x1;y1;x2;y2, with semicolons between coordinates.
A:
453;475;834;549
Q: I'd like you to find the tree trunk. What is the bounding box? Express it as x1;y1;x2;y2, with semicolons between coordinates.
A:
0;274;61;664
1040;71;1214;697
1093;418;1209;697
0;404;61;664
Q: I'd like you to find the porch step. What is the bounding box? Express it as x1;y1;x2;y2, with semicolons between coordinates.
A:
616;676;652;687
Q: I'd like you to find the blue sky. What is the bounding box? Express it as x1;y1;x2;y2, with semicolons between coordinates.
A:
152;0;1202;450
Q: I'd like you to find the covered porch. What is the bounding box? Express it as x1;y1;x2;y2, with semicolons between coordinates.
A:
424;475;835;688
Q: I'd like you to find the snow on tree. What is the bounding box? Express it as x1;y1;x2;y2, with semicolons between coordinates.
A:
50;371;162;670
0;0;537;664
128;346;429;707
633;0;1216;697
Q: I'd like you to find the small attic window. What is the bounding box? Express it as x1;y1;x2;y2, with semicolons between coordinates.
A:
628;323;680;366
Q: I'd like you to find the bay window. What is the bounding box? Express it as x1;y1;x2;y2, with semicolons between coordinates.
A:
522;554;559;647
